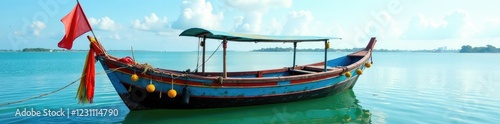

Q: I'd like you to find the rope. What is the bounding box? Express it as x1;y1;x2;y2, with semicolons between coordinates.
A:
370;50;374;64
170;74;174;89
141;63;153;74
194;41;222;71
0;66;127;106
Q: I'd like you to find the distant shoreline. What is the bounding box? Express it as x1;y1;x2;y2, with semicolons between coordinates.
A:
0;48;458;53
252;45;500;53
251;47;458;53
0;48;156;53
2;45;499;53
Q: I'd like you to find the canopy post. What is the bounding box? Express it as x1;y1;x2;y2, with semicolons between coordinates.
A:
293;42;297;69
324;40;328;72
222;37;227;78
202;35;206;75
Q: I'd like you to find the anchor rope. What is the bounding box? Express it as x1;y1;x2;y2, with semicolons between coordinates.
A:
0;66;128;106
194;41;223;71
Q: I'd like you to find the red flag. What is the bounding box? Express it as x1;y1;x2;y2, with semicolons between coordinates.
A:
58;2;92;50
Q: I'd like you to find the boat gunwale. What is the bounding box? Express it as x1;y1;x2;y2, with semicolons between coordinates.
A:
97;49;371;83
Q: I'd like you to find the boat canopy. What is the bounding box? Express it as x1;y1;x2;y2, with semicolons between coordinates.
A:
179;28;341;42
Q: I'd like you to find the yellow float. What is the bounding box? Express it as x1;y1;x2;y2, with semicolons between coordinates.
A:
345;71;351;78
168;89;177;98
365;62;371;68
356;69;363;75
146;84;155;93
131;74;139;82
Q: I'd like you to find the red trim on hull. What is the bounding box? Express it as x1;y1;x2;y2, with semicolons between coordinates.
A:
103;59;350;87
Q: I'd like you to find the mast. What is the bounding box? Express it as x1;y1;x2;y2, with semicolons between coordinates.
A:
324;40;328;72
222;37;227;78
293;42;297;69
202;35;206;75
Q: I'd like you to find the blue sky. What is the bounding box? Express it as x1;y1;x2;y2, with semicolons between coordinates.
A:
1;0;499;51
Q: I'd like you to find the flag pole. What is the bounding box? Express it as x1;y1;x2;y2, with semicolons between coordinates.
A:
76;0;105;54
76;0;97;39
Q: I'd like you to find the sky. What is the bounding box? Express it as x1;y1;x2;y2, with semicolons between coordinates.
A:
1;0;499;51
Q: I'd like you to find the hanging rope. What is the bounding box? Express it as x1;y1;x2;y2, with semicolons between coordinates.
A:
370;50;374;64
170;74;174;89
194;41;223;71
0;66;128;106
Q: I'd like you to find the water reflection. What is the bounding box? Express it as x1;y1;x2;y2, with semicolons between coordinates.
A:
123;89;371;123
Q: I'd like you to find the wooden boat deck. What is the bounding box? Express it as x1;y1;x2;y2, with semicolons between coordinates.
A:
304;66;334;71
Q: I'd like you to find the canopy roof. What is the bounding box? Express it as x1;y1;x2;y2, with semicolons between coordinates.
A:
179;28;341;42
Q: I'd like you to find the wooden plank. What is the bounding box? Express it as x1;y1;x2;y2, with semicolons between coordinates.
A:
304;66;334;72
290;69;316;74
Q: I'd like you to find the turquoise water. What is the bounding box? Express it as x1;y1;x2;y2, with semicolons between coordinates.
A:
0;51;499;123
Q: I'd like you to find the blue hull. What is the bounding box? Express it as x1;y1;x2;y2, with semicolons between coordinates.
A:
98;56;367;110
95;37;376;110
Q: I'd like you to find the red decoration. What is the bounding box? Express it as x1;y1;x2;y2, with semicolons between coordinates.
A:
58;2;92;50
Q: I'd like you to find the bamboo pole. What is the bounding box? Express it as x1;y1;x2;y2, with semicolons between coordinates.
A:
222;37;227;78
293;42;297;69
202;36;206;75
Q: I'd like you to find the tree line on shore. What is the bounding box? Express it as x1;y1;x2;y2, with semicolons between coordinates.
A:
252;47;367;52
253;45;500;53
459;45;499;53
2;45;498;53
0;48;70;52
252;47;456;52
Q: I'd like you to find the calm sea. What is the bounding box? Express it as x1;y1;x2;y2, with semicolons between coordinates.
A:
0;51;499;123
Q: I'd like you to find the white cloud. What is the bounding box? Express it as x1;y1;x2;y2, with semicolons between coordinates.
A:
31;21;46;36
476;19;500;38
172;0;223;30
224;0;292;33
108;33;121;40
403;10;470;40
281;10;314;36
88;16;120;31
269;18;283;35
132;13;169;31
223;0;292;12
232;12;263;33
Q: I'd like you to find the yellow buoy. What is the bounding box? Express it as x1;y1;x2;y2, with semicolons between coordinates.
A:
325;42;330;49
131;74;139;82
356;69;363;75
146;84;155;93
365;62;371;68
168;89;177;98
345;71;351;78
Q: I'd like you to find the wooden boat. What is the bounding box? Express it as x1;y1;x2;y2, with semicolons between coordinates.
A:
83;28;377;110
56;2;376;111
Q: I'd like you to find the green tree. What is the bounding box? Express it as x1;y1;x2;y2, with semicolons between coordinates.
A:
459;45;499;53
459;45;472;53
485;45;497;53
